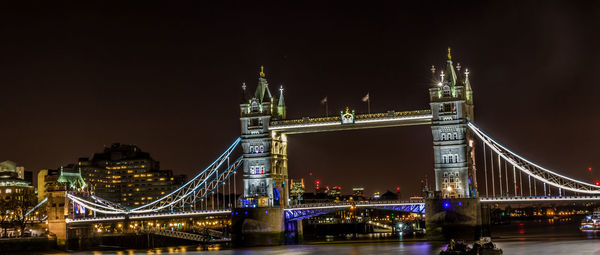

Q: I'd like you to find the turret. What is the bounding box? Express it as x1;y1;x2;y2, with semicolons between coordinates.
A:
277;85;286;119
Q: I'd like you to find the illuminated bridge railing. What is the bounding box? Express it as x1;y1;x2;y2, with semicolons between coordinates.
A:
66;209;232;223
269;110;432;134
481;195;600;203
284;201;425;221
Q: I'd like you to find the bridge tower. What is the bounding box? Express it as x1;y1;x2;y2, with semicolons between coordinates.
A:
429;48;476;198
426;48;481;240
239;66;289;208
233;67;290;246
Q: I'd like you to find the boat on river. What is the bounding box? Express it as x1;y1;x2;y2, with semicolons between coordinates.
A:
439;238;502;255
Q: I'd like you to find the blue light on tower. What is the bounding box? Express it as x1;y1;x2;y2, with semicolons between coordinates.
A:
443;201;451;209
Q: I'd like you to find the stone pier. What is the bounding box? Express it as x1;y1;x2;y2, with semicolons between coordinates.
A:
231;207;285;247
425;197;482;240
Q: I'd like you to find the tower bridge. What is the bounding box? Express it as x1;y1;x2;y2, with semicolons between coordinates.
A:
26;49;600;247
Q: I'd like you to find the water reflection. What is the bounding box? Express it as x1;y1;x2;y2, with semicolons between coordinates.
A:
49;220;600;255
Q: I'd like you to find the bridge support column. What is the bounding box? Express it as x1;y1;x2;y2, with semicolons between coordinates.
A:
425;197;482;240
231;207;285;247
46;189;68;249
284;219;303;244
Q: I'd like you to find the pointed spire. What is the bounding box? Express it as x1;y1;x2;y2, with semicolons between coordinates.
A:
277;85;287;119
464;68;473;103
255;65;272;102
240;82;249;104
278;85;285;107
443;47;458;87
464;68;472;91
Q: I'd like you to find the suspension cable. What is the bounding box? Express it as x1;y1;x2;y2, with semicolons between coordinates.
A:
491;150;495;197
498;155;502;197
483;141;488;197
234;171;237;208
504;159;509;195
513;165;517;196
519;167;523;196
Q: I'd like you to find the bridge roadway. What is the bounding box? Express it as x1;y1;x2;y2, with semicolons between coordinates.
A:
480;195;600;203
269;110;432;134
66;196;600;224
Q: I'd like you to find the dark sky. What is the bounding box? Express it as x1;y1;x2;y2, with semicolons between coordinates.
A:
1;1;599;197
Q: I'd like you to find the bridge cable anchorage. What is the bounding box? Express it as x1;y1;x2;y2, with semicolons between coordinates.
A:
66;137;243;215
468;122;600;195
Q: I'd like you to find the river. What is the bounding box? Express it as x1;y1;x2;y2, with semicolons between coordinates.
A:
42;219;600;255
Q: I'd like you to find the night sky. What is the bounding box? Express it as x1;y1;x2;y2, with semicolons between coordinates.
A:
1;1;599;197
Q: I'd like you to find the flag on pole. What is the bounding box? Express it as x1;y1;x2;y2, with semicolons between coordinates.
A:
321;96;328;104
362;93;369;102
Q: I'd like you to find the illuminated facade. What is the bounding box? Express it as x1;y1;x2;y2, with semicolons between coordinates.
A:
77;143;185;207
0;161;34;205
0;167;34;203
239;66;288;207
429;48;476;198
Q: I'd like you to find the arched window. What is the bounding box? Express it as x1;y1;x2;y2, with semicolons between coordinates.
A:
260;145;264;153
441;133;446;140
250;166;255;174
442;155;448;163
453;133;458;140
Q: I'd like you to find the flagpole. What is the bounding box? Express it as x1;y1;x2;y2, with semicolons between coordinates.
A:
368;93;371;114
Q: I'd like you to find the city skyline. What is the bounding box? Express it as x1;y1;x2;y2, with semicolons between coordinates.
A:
1;2;599;196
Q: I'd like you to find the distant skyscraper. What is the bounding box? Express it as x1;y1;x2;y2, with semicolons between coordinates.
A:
76;143;185;207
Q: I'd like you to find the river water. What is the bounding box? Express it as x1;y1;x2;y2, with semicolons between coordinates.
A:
47;219;600;255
